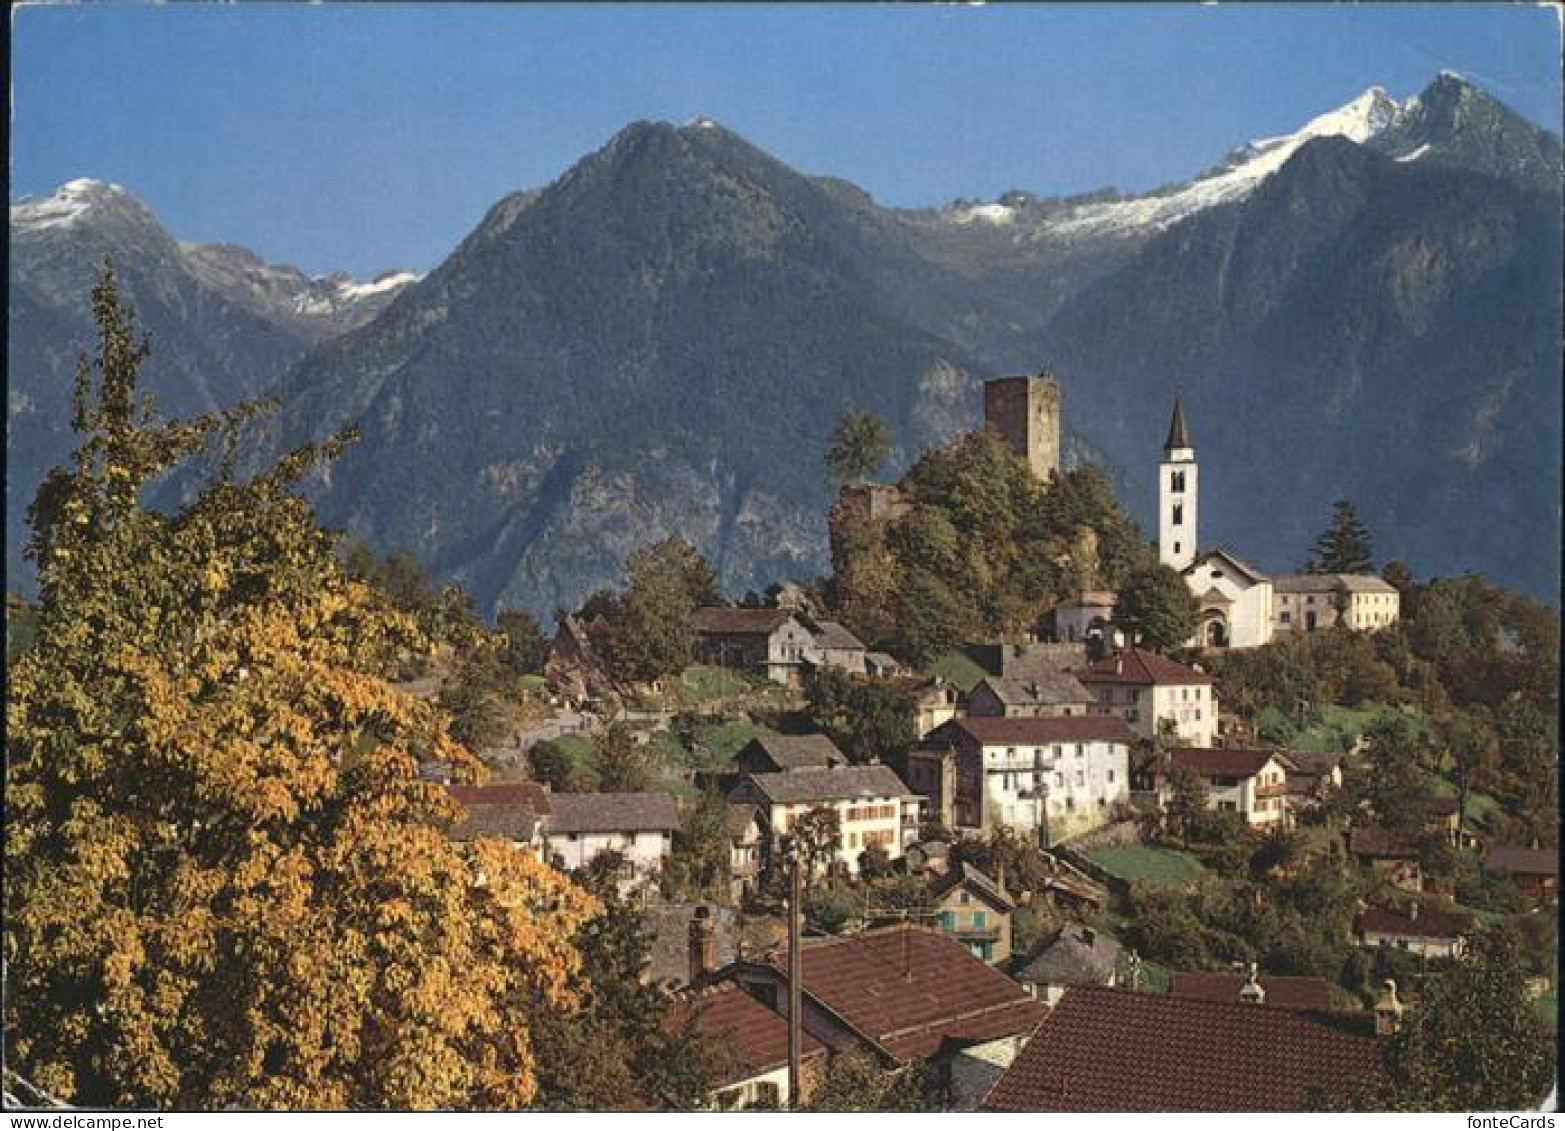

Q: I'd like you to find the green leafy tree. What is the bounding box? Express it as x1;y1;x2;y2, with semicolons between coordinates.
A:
595;722;656;793
805;1050;936;1111
591;538;722;684
529;738;595;793
1306;500;1374;574
788;807;842;877
1164;760;1210;847
1114;563;1199;651
804;666;918;765
6;264;595;1108
496;607;551;674
825;408;895;488
668;788;732;900
531;866;718;1110
1362;928;1554;1110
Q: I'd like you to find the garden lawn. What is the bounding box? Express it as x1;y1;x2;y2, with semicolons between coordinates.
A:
676;664;752;707
1085;844;1206;889
924;651;989;694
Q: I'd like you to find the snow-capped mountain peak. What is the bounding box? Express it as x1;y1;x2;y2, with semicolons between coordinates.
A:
11;178;133;232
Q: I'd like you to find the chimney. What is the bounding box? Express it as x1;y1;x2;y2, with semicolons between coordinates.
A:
1114;655;1124;676
689;905;717;984
1375;980;1405;1036
1238;961;1266;1005
995;859;1006;892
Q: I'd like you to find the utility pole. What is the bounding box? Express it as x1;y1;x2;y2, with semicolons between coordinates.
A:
787;849;803;1109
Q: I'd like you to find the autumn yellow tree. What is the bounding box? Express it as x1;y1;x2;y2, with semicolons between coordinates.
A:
5;264;596;1109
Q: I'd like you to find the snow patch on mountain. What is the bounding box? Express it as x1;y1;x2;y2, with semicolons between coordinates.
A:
11;178;127;232
1043;86;1408;239
950;203;1017;226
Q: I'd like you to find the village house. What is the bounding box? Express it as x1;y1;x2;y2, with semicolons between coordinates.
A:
444;781;551;849
806;618;868;673
1010;925;1120;1005
1169;967;1335;1011
967;670;1093;719
1272;573;1401;633
1278;749;1344;809
726;803;764;901
865;651;902;678
967;640;1087;684
1161;746;1294;828
928;862;1015;964
1049;590;1122;654
982;985;1385;1111
1349;827;1425;893
540;791;679;886
718;923;1048;1110
672;979;826;1110
910;716;1135;846
734;733;848;776
1354;903;1470;959
727;764;921;876
1484;844;1559;906
544;613;613;705
690;607;818;687
1075;646;1217;748
895;675;961;737
646;902;737;989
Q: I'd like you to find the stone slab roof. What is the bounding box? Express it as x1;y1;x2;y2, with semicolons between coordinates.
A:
1012;926;1120;987
1274;573;1398;594
691;607;795;636
736;764;914;806
934;715;1138;747
544;791;680;835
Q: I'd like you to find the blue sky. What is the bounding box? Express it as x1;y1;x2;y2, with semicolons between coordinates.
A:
11;4;1561;277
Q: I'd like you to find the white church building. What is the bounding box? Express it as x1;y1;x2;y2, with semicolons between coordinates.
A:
1156;397;1394;649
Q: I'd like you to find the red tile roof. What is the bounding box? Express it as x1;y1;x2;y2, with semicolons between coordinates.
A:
1355;905;1471;940
1485;845;1559;877
445;782;552;841
673;981;824;1086
983;986;1383;1111
1169;972;1335;1011
1076;646;1214;687
1168;747;1285;779
446;782;552;813
762;924;1046;1063
936;715;1138;747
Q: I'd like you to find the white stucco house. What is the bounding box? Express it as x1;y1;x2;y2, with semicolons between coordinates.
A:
913;715;1136;845
1074;646;1218;748
541;791;679;885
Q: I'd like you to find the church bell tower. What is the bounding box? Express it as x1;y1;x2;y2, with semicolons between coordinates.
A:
1159;396;1198;572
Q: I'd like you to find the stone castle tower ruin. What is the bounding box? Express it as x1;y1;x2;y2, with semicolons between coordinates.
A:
983;368;1062;481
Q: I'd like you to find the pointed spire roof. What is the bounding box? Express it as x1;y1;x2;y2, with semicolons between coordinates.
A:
1164;396;1192;451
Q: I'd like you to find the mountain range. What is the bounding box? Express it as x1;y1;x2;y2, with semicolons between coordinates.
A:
9;73;1560;617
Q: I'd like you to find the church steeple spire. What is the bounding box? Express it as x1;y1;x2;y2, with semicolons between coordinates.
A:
1165;395;1192;452
1159;394;1198;573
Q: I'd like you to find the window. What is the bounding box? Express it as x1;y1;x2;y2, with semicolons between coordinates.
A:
1172;503;1184;525
755;1082;780;1108
1054;772;1064;788
717;1089;742;1111
940;911;956;931
973;910;988;930
959;891;970;905
1107;769;1115;783
1171;470;1185;492
1173;541;1181;556
1076;770;1085;786
1281;611;1291;624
